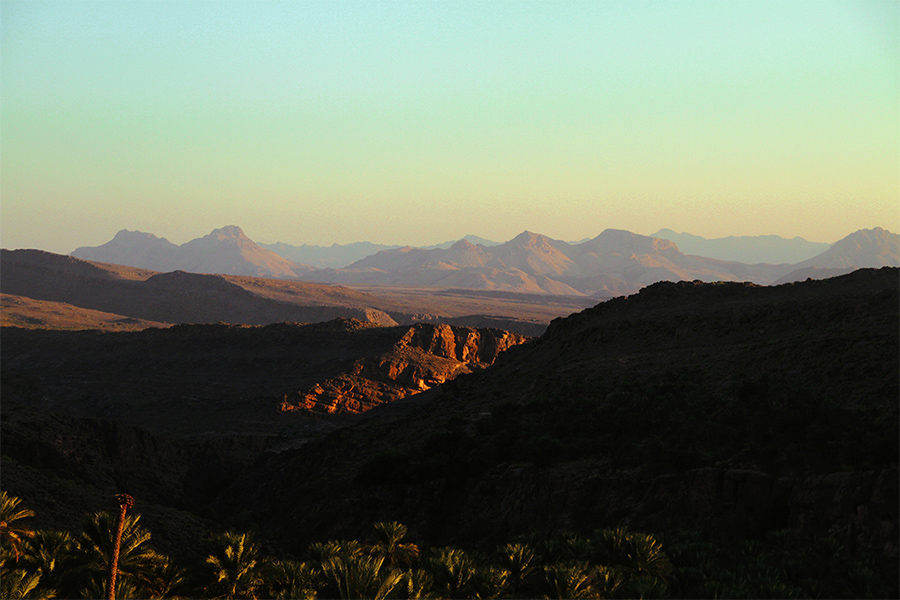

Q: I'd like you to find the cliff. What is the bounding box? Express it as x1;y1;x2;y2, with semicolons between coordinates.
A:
283;323;529;414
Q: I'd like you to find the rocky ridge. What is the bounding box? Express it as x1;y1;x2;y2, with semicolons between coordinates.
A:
283;323;529;414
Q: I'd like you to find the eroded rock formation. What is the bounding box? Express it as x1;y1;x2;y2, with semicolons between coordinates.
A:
282;323;528;414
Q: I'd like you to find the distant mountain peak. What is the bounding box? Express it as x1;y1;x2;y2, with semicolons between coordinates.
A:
208;225;247;239
71;225;306;279
510;231;549;247
450;239;477;251
112;229;169;242
650;229;831;264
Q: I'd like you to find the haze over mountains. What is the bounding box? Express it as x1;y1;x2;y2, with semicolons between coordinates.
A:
259;234;500;269
71;225;315;278
69;225;900;297
650;229;831;263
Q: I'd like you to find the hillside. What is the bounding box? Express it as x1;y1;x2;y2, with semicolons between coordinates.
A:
1;319;530;557
1;259;896;588
216;268;898;555
0;294;169;331
0;249;579;335
0;249;395;326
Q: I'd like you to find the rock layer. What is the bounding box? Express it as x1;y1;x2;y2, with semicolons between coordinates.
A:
283;323;528;414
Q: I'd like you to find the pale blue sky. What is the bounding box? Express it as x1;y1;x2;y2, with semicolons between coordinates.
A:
2;0;898;253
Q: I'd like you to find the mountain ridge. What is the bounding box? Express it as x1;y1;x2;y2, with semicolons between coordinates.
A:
65;226;900;296
72;225;313;279
651;229;831;263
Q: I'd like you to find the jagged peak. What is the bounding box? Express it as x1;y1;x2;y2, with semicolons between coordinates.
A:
838;227;896;241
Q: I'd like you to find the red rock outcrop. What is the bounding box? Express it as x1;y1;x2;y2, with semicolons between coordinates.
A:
282;323;528;415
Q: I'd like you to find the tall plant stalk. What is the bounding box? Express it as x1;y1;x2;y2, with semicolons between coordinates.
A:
106;493;134;600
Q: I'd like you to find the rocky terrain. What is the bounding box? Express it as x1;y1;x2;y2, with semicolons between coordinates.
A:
1;266;896;579
215;268;898;556
284;324;527;414
0;318;529;553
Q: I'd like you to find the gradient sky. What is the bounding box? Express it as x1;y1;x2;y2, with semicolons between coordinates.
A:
2;0;898;253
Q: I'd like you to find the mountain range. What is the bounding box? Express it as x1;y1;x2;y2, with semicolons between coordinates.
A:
67;226;900;296
259;234;500;268
71;226;315;278
650;229;831;263
1;249;585;335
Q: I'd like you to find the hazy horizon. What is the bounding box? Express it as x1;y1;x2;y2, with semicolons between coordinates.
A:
2;1;898;254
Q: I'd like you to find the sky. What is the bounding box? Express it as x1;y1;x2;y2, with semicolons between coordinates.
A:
1;0;898;253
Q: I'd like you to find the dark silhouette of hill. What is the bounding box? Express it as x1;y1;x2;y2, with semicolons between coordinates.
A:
216;268;898;555
1;262;896;568
1;318;529;554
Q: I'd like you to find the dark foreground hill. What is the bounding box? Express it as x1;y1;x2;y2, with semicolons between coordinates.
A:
217;268;898;557
0;319;528;554
1;268;897;590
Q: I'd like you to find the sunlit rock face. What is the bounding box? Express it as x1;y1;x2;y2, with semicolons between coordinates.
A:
283;323;529;415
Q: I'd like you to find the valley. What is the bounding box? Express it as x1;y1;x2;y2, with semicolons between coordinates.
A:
1;231;898;598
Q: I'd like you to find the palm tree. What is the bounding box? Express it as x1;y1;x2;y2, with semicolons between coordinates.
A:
367;521;420;569
494;542;538;597
307;539;364;563
424;547;478;599
403;568;436;600
497;542;536;583
140;561;189;599
0;567;45;599
614;531;672;584
265;559;318;600
18;529;76;598
541;561;597;600
198;530;268;600
107;493;135;600
65;510;167;598
319;554;403;600
473;565;511;599
1;491;36;565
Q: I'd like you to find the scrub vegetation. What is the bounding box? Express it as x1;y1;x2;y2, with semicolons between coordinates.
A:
2;493;896;599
